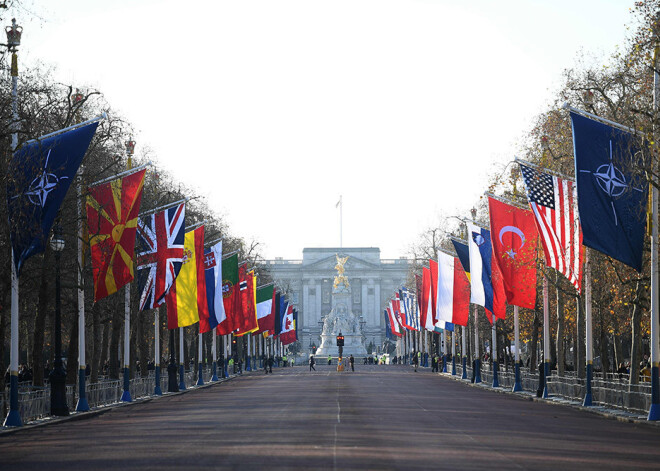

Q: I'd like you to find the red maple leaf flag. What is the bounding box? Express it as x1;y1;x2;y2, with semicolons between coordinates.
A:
488;197;539;309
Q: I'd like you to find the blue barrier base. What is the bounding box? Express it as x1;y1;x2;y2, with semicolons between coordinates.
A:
121;367;132;402
76;369;90;411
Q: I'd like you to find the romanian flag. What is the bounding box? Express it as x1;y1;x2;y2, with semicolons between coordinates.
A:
217;253;240;335
86;168;146;301
165;226;208;330
235;264;258;336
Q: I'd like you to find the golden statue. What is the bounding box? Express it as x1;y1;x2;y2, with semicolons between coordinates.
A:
333;254;350;290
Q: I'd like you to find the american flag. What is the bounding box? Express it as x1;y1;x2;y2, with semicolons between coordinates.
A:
519;163;582;292
136;203;186;311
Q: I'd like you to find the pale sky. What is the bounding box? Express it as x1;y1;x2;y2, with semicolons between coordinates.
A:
12;0;635;260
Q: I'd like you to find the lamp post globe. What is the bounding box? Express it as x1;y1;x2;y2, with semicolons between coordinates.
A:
49;223;69;416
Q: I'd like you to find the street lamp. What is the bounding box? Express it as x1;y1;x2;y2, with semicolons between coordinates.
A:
49;222;69;416
2;17;22;428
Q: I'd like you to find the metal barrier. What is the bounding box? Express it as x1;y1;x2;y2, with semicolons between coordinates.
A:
455;363;652;414
1;366;220;425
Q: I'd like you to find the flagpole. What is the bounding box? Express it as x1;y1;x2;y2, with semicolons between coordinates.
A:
154;310;162;395
197;333;204;386
461;326;467;379
513;305;523;391
4;19;22;428
473;305;481;383
211;333;219;381
451;330;457;375
75;148;89;412
583;249;593;406
542;275;550;399
87;161;152;188
649;27;660;421
441;329;447;373
179;327;186;390
120;285;132;402
139;198;188;218
24;113;107;144
246;334;252;371
492;313;499;388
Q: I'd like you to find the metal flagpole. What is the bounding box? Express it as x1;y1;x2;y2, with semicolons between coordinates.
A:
649;26;660;421
246;334;252;371
513;305;523;391
451;330;457;375
4;19;22;428
197;333;204;386
74;91;89;412
583;250;594;406
211;333;219;381
179;327;186;389
542;275;550;399
441;330;447;373
473;305;481;383
121;285;132;401
461;326;467;379
154;310;162;395
492;313;499;387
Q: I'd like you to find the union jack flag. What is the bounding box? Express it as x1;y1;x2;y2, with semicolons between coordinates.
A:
136;203;186;311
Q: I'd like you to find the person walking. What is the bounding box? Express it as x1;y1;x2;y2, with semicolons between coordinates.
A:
328;355;332;365
349;354;355;372
412;351;419;372
309;355;316;371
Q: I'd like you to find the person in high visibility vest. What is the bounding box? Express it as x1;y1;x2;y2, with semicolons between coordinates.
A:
328;355;332;365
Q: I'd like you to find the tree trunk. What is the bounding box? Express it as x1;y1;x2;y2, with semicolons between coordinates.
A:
599;309;610;374
529;309;540;373
31;251;51;386
629;280;645;386
556;287;565;376
99;317;110;377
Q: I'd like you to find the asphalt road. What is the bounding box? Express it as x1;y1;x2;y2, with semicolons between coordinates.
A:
2;363;660;470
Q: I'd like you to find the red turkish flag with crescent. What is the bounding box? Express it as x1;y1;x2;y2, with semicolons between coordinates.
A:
488;197;538;309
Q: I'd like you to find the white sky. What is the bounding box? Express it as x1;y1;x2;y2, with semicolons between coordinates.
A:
14;0;634;260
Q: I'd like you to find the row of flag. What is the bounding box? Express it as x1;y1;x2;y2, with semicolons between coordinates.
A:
383;108;648;335
6;119;298;344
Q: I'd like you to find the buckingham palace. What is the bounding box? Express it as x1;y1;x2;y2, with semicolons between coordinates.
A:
262;247;411;353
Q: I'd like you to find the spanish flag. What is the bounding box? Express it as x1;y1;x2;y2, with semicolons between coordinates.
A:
165;226;209;330
86;168;146;302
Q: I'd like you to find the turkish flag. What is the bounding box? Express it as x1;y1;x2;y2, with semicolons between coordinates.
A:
488;197;538;309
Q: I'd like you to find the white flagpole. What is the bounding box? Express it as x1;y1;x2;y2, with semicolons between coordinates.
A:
583;250;594;406
451;330;456;375
196;333;204;386
154;310;162;394
542;275;550;398
4;34;21;427
75;171;89;411
649;32;660;421
247;334;252;371
492;313;499;387
473;305;481;383
211;333;218;381
461;325;467;379
121;285;132;402
513;305;523;391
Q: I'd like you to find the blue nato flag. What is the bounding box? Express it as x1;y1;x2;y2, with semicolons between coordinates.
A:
570;112;647;271
7;122;98;275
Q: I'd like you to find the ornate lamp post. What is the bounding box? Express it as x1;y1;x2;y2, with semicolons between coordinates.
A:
3;17;23;428
50;222;69;416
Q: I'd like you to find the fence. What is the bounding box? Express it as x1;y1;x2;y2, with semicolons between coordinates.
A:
1;366;220;425
455;363;652;414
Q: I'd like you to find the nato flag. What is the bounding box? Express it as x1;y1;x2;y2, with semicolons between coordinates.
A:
7;122;99;275
570;112;647;271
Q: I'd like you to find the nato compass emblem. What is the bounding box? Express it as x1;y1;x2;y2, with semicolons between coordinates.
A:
13;149;68;207
579;139;643;226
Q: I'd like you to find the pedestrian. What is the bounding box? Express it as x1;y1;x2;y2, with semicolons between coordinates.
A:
349;354;355;372
309;355;316;371
328;355;332;365
412;351;419;372
267;356;274;374
431;355;437;372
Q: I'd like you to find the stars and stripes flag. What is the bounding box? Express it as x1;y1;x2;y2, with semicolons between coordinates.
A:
136;203;186;311
519;163;583;292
